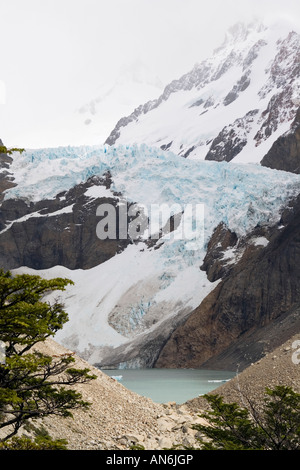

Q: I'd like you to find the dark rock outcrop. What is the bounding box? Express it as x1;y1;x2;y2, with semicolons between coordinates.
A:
223;70;251;106
261;107;300;173
205;109;259;162
154;194;300;371
0;173;132;271
200;222;238;281
198;303;300;371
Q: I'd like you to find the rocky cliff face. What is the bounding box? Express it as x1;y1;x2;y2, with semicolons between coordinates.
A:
261;107;300;173
155;193;300;370
0;169;131;271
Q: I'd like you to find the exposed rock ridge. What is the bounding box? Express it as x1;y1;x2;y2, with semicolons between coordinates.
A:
0;172;132;271
261;107;300;173
155;193;300;370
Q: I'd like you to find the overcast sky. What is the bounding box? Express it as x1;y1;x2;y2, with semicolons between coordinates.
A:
0;0;300;149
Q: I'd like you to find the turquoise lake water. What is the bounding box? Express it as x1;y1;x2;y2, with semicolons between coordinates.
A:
101;368;236;404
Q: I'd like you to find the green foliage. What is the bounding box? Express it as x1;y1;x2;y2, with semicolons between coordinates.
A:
193;385;300;450
0;145;25;155
129;444;146;450
0;435;68;450
0;269;72;353
0;269;96;443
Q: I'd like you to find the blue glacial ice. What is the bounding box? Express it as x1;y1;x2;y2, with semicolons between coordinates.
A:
6;143;300;248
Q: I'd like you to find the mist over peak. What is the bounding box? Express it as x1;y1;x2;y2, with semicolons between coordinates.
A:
116;59;164;89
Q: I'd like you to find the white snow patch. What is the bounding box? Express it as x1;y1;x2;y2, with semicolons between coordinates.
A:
0;205;74;235
85;185;114;199
251;236;269;247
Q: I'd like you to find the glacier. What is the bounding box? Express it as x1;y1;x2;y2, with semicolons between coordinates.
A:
7;144;300;366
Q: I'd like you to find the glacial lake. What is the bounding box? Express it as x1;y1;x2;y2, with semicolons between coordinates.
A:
101;368;236;404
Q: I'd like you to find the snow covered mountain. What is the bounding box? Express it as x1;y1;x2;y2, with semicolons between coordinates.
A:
1;144;300;368
105;20;300;165
1;20;300;371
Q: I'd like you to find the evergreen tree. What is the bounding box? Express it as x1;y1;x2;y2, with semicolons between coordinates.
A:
193;385;300;450
0;269;96;443
0;145;25;155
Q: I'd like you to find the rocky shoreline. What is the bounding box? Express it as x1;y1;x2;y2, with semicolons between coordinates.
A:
186;332;300;413
2;332;298;451
25;338;206;450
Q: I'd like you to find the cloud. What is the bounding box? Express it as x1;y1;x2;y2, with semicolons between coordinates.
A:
0;0;299;148
0;81;5;105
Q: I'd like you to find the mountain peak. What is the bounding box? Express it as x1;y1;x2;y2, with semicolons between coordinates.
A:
224;20;266;44
105;19;300;165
